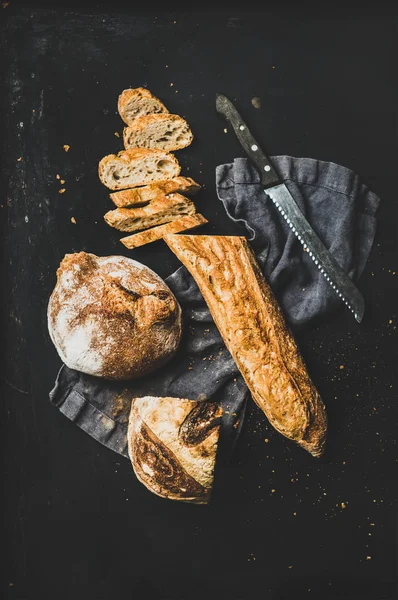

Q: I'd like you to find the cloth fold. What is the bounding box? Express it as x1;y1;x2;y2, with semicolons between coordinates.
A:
49;155;380;459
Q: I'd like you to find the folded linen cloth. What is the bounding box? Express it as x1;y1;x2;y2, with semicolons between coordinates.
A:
49;155;380;459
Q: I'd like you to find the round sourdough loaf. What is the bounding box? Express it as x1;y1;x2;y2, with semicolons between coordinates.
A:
47;252;182;380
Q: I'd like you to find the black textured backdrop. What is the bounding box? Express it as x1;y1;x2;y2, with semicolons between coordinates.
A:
1;4;397;600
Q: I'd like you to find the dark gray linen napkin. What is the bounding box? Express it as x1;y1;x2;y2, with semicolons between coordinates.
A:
49;155;380;459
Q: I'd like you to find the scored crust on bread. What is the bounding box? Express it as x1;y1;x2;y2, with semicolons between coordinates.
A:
123;114;193;152
98;148;181;191
164;234;328;458
109;177;201;208
128;396;223;504
104;193;197;233
118;87;169;126
120;213;208;249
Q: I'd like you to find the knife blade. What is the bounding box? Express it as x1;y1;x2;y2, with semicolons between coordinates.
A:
215;92;365;323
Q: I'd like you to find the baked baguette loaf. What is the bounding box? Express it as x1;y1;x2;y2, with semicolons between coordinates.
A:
164;234;327;457
98;148;181;191
123;113;193;152
128;396;223;504
109;177;201;208
118;87;169;126
120;214;208;249
104;193;196;233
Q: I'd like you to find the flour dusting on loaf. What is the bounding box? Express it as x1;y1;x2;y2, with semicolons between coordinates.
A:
128;396;223;504
47;252;182;380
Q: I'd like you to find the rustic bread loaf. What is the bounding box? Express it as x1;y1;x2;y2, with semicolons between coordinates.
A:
128;396;223;504
47;252;182;380
123;114;193;152
120;214;208;249
118;87;169;126
98;148;181;191
164;234;327;457
109;177;201;208
104;193;196;233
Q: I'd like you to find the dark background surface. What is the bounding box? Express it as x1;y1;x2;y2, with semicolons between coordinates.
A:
1;3;397;599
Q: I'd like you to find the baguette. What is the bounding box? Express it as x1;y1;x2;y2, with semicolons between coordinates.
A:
128;396;223;504
109;177;201;208
163;234;327;457
98;148;181;191
123;114;193;152
120;214;208;249
118;87;169;126
104;193;197;233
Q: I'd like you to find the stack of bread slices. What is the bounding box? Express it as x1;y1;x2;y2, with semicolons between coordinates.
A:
98;88;207;249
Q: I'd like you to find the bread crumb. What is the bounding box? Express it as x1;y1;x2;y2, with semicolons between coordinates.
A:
251;97;261;109
288;565;292;569
2;2;10;8
293;512;297;516
271;489;275;493
63;144;70;152
340;365;344;369
170;83;174;87
59;188;66;194
366;556;372;560
223;128;228;133
264;438;269;443
17;156;23;161
114;132;120;137
56;174;60;179
341;502;346;509
71;216;76;224
60;179;65;184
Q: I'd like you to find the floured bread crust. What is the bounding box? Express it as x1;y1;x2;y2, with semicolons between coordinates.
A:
128;396;223;504
47;252;182;380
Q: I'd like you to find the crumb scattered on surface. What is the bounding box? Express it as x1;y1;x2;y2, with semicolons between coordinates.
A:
251;97;261;109
114;132;120;137
265;438;269;443
60;179;65;184
17;156;23;161
71;216;76;224
56;174;60;179
340;365;344;369
63;144;70;152
341;502;346;509
59;188;66;194
224;128;228;133
366;556;372;560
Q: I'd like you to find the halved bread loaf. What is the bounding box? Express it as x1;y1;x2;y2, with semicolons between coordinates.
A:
123;114;193;152
109;177;201;208
128;396;223;504
120;214;208;249
118;87;169;126
98;148;181;191
104;193;196;233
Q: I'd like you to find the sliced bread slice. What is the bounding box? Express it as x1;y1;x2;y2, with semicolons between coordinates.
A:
123;113;193;152
109;177;201;208
118;87;169;126
98;148;181;191
104;193;196;233
120;214;208;249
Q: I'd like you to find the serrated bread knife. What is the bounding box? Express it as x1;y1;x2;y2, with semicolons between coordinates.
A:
215;92;364;323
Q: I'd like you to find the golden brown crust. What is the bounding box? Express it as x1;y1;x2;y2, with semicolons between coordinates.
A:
103;193;196;232
98;148;181;191
120;214;208;249
118;87;169;126
109;177;201;207
163;234;327;457
47;252;182;380
123;113;193;152
128;396;222;503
